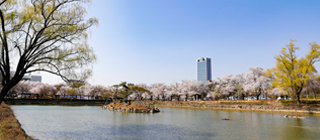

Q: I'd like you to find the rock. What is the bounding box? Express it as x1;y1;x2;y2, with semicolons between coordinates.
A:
102;103;160;113
283;115;305;119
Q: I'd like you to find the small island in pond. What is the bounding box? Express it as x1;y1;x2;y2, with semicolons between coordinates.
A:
102;103;160;113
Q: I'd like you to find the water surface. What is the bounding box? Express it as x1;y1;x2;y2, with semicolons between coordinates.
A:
11;106;320;140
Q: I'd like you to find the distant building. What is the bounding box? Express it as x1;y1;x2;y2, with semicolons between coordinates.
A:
9;71;42;82
31;75;42;82
196;57;212;85
22;73;42;82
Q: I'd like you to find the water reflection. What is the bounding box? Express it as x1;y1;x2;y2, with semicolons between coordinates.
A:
11;106;320;140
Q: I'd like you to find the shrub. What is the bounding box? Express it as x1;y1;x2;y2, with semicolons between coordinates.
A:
308;95;314;99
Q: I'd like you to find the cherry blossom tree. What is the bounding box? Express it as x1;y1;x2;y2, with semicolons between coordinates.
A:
78;84;90;98
180;80;193;101
173;83;184;101
88;85;107;99
244;67;270;100
195;81;209;100
130;85;150;101
12;81;32;94
56;85;71;98
150;83;167;100
268;87;288;100
307;77;320;99
233;73;246;100
141;92;151;99
30;83;57;98
54;84;66;97
216;75;236;99
268;88;283;96
166;83;180;101
209;80;222;100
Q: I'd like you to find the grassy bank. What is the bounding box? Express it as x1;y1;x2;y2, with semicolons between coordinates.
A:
141;100;320;115
0;103;32;140
280;99;320;105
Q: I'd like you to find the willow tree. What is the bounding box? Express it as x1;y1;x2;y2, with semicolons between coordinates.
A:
266;40;320;104
0;0;98;103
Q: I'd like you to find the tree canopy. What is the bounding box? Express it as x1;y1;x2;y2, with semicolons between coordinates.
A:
0;0;98;103
265;40;320;103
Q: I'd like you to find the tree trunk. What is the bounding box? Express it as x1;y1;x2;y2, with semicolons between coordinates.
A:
256;88;262;100
312;90;316;99
0;88;9;103
256;93;261;100
296;87;304;104
112;96;115;104
296;93;300;104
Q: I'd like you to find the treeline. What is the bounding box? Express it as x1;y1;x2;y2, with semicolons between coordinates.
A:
6;68;319;103
6;41;320;104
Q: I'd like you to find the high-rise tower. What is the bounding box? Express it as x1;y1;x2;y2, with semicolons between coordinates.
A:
197;57;212;85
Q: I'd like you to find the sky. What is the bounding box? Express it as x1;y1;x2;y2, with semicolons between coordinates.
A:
42;0;320;86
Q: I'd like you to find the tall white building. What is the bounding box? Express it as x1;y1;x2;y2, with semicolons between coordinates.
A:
196;57;212;85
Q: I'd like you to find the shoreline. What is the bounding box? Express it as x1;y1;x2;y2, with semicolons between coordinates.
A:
6;99;320;116
0;103;32;140
155;105;320;116
135;101;320;116
4;99;105;106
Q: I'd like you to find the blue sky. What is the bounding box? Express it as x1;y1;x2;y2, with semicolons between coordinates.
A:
42;0;320;86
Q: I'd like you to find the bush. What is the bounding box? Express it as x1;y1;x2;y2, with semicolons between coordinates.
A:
308;95;314;99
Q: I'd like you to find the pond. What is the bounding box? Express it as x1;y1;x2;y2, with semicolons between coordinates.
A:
11;105;320;140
